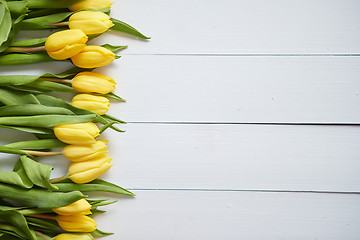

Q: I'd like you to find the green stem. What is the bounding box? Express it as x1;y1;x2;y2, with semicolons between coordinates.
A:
29;214;56;220
35;231;51;240
5;46;46;53
21;150;62;156
38;78;72;84
48;21;69;27
50;175;68;184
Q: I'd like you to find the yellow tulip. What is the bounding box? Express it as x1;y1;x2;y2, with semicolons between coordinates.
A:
68;154;113;184
52;199;92;215
45;29;88;60
63;139;108;162
54;122;100;145
54;234;93;240
71;94;110;115
69;0;113;11
56;215;97;232
71;45;116;68
69;11;114;35
72;72;116;94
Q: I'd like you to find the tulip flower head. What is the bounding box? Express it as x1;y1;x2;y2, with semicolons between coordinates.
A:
71;93;110;115
69;11;114;35
68;154;113;183
71;45;116;68
52;199;92;215
72;72;116;94
63;139;108;162
54;122;100;145
69;0;114;11
45;29;88;60
56;215;97;232
54;234;94;240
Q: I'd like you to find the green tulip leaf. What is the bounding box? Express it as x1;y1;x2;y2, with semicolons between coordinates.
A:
11;80;77;93
0;52;53;65
0;182;85;208
6;139;66;150
0;146;27;156
0;164;33;189
10;38;47;47
42;66;91;79
6;1;27;19
0;210;37;240
0;75;40;86
21;12;72;30
102;92;126;101
102;114;127;124
110;18;150;39
26;0;83;9
25;217;60;233
0;114;96;128
92;229;113;236
0;12;27;53
26;8;67;19
0;0;12;46
0;104;75;117
0;87;40;105
101;44;128;53
54;179;135;196
0;125;54;134
36;94;91;115
19;155;58;190
0;224;29;240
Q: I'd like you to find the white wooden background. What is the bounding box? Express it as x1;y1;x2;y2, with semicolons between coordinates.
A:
1;0;360;239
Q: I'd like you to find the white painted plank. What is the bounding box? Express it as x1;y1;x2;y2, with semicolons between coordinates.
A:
95;190;360;240
104;124;360;192
95;0;360;54
1;56;359;123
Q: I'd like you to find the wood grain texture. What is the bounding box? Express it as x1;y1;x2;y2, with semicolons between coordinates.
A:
99;124;360;192
104;56;360;123
94;190;360;240
94;0;360;54
1;56;359;123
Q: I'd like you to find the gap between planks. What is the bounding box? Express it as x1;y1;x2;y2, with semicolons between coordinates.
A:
127;188;360;195
127;122;360;126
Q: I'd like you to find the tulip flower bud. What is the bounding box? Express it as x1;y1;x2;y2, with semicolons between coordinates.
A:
69;0;114;11
54;122;100;145
72;72;116;94
45;29;88;60
71;94;110;115
54;234;93;240
68;154;113;184
52;199;92;215
71;45;116;68
63;140;108;162
69;11;114;35
56;215;97;232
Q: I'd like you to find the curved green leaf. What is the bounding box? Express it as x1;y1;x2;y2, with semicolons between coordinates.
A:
0;0;12;45
10;38;47;47
0;125;53;134
0;146;27;156
0;88;40;105
0;210;37;240
0;52;53;65
0;183;85;208
101;44;128;53
0;75;39;86
20;155;58;190
0;104;75;117
6;1;27;19
110;18;150;39
21;12;72;30
6;139;66;150
0;170;33;189
26;0;83;8
54;179;135;196
0;114;96;127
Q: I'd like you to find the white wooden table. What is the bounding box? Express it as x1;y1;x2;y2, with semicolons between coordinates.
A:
1;0;360;239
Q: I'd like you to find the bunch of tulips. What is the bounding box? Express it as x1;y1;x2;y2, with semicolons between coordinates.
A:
0;0;149;239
